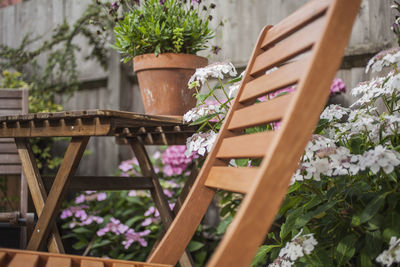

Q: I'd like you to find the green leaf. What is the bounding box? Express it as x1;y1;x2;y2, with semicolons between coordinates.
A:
72;240;88;250
91;239;112;249
72;227;93;235
314;119;329;134
335;234;357;266
188;241;204;252
217;216;233;235
360;193;388;224
189;112;223;126
250;245;278;267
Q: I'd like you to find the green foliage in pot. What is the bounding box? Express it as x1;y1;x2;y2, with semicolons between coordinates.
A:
110;0;216;62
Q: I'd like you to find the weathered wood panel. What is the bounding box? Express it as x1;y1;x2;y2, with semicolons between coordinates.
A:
0;0;396;174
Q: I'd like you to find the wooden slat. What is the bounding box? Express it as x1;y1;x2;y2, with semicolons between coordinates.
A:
46;257;71;267
15;138;65;253
0;252;7;266
229;94;293;130
0;249;172;267
0;89;23;98
0;142;18;153
205;167;260;194
216;131;276;159
81;260;104;267
0;154;21;164
240;59;308;103
251;16;326;76
42;176;154;192
27;137;89;251
0;164;21;174
0;110;23;115
112;263;135;267
0;99;23;109
261;0;330;48
0;138;15;143
8;253;39;267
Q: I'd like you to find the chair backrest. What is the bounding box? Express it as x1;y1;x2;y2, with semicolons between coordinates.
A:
0;89;28;175
148;0;361;266
0;88;29;248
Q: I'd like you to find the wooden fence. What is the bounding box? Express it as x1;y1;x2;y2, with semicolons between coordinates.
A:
0;0;396;175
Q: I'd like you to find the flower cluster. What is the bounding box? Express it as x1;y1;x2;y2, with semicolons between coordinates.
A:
188;62;237;86
74;191;107;204
269;229;318;267
60;205;103;228
330;78;346;96
376;236;400;266
97;217;150;249
185;131;218;157
162;145;197;176
183;101;222;124
292;134;400;184
366;47;400;73
351;72;400;108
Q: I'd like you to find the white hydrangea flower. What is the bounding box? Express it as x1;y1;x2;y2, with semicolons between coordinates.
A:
270;229;318;267
183;104;221;123
376;236;400;266
351;72;400;108
366;47;400;73
188;62;237;85
358;145;400;174
320;105;350;121
228;82;241;98
185;131;218;157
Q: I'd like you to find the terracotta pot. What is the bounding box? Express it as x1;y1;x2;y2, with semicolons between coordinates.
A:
133;53;208;116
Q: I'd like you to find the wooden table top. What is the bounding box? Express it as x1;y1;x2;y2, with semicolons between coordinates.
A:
0;110;197;144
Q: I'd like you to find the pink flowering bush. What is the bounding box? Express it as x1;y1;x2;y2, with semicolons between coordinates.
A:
59;147;212;262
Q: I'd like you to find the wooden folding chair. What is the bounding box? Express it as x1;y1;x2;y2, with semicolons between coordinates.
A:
0;0;361;266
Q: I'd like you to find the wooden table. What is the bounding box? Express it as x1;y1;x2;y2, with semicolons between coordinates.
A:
0;110;197;259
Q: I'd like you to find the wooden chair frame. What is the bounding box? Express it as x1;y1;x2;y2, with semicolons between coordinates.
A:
0;0;361;266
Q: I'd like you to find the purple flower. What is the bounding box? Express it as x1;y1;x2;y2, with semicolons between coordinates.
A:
159;0;165;4
60;209;73;219
330;78;346;96
122;229;151;249
74;194;85;204
163;189;174;198
162;146;196;176
119;160;133;172
212;45;222;55
96;192;107;201
141;218;153;227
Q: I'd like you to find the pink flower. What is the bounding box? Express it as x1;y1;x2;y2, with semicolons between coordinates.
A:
162;146;197;176
74;194;85;204
330;78;346;96
96;192;107;201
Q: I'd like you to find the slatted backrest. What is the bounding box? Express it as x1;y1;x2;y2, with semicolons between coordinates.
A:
0;89;28;175
149;0;361;266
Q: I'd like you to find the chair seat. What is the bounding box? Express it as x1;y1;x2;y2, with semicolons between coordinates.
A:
0;248;172;267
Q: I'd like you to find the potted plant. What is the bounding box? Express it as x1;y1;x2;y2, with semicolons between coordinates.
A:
110;0;217;115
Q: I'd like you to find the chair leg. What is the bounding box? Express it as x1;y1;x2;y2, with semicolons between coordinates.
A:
128;137;194;267
25;136;89;251
15;138;65;253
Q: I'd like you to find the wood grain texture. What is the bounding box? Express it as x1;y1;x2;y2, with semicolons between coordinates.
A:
229;94;293;130
45;257;72;267
0;249;171;267
205;167;260;194
15;138;64;253
81;260;104;267
207;1;361;266
147;23;273;267
251;16;326;76
216;131;276;159
8;253;39;267
26;137;89;251
239;59;308;103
